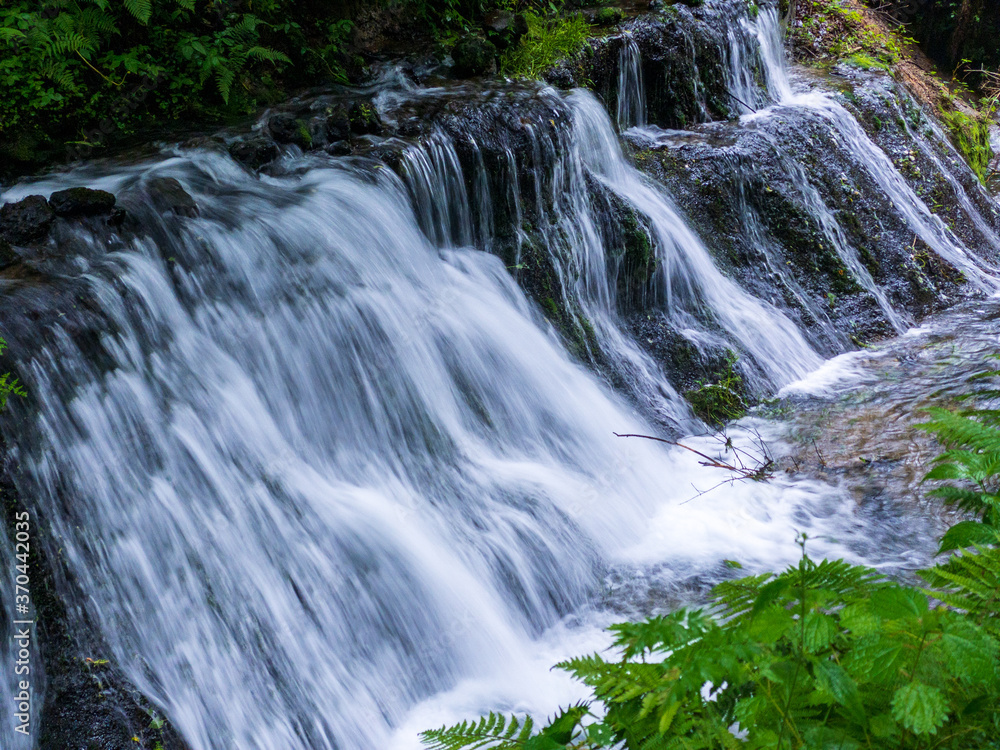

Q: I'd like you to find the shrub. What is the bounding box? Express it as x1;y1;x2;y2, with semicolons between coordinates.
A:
423;373;1000;750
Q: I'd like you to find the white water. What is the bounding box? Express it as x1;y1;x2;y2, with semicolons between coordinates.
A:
2;5;998;750
616;35;647;130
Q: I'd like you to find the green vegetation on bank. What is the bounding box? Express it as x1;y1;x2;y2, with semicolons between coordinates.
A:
0;0;583;172
499;11;590;79
421;376;1000;750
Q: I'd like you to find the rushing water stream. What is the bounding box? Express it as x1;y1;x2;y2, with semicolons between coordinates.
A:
2;5;999;750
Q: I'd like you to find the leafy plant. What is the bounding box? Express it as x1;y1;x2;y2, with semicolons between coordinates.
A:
424;387;1000;750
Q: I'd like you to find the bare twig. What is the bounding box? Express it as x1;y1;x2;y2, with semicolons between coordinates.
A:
614;431;775;483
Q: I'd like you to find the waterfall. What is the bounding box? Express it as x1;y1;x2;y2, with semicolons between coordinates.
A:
746;7;1000;290
3;3;999;749
616;35;647;131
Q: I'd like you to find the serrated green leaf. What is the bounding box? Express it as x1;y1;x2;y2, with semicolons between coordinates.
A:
891;682;948;736
814;660;866;724
803;611;837;652
871;586;927;620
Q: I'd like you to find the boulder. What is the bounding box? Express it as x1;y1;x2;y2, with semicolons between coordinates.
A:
0;195;55;244
229;136;280;170
267;113;312;148
324;104;353;142
452;35;498;77
48;187;116;217
145;177;199;218
348;101;383;135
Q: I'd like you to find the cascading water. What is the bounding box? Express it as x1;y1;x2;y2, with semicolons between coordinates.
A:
616;35;646;131
3;3;999;750
745;7;1000;290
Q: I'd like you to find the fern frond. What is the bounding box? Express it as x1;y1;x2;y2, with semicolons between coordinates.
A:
245;45;291;65
919;408;1000;452
920;545;1000;635
215;63;235;103
420;713;534;750
123;0;152;25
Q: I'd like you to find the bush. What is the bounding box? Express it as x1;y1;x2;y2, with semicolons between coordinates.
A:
0;0;359;167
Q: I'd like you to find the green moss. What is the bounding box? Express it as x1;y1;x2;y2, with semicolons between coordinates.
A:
684;351;747;425
594;7;625;26
846;53;891;72
939;109;994;184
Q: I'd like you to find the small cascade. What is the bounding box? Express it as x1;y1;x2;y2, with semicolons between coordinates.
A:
616;35;647;130
398;132;475;248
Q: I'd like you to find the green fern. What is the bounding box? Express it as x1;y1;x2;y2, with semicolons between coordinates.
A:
420;713;535;750
123;0;152;25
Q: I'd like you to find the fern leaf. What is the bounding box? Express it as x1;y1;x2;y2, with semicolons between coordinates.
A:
246;45;291;65
420;713;534;750
123;0;152;25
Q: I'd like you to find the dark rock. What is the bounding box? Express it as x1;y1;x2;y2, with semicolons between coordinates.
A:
145;177;199;218
229;136;280;170
325;140;353;156
323;104;353;142
48;187;116;217
452;35;498;77
484;9;514;32
0;195;55;244
0;238;18;268
107;207;128;227
268;113;313;148
348;101;383;135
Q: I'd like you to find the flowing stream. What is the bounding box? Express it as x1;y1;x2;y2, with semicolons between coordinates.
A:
1;5;999;750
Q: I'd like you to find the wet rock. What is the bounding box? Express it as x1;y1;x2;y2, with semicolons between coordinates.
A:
484;9;514;32
348;101;383;135
0;195;55;244
107;207;128;227
325;140;353;156
0;238;18;268
452;35;498;77
324;104;353;141
228;136;280;170
145;177;199;218
48;187;116;217
268;113;312;149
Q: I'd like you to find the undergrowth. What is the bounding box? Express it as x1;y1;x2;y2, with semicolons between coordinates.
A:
422;368;1000;750
500;11;590;79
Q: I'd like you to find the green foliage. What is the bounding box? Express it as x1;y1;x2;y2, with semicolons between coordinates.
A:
0;0;357;164
423;533;1000;750
684;351;746;426
499;11;590;79
939;109;994;184
0;337;26;410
